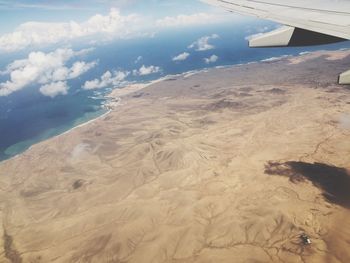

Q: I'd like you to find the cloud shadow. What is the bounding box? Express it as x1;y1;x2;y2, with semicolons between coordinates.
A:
265;161;350;208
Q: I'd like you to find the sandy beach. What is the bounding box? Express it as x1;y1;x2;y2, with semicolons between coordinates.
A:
1;49;350;263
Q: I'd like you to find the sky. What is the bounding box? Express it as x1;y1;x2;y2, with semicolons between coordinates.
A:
0;0;245;34
0;0;252;55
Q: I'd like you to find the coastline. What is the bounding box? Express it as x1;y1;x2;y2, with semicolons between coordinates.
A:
1;48;349;164
0;70;213;163
1;108;108;162
0;77;169;163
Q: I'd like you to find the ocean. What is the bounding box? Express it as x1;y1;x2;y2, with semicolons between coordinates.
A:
0;20;349;161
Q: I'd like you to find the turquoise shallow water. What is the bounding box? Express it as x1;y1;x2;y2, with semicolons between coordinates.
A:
0;20;349;162
0;83;109;161
2;108;107;160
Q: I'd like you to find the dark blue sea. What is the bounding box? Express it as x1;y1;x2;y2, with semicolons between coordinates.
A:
0;20;349;161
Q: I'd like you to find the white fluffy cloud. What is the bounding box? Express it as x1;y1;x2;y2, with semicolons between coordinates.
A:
172;52;190;62
0;8;229;52
39;81;69;98
0;8;145;52
82;70;129;90
0;48;96;96
204;55;219;64
133;65;161;76
188;34;219;51
156;13;218;28
69;61;97;79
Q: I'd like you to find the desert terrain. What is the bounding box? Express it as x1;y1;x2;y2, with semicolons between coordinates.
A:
1;50;350;262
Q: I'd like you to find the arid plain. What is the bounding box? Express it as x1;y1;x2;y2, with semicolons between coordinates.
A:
1;50;350;263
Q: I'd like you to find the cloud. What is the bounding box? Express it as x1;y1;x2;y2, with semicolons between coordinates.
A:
0;8;146;52
39;81;69;98
82;70;129;90
0;8;229;52
172;52;190;62
0;48;96;96
69;61;97;79
204;55;218;64
156;13;219;28
134;56;143;64
188;34;219;51
133;65;161;76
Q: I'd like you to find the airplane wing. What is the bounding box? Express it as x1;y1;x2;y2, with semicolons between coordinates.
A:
202;0;350;83
202;0;350;40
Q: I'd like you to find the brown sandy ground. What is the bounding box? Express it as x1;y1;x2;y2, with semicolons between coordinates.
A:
1;50;350;263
